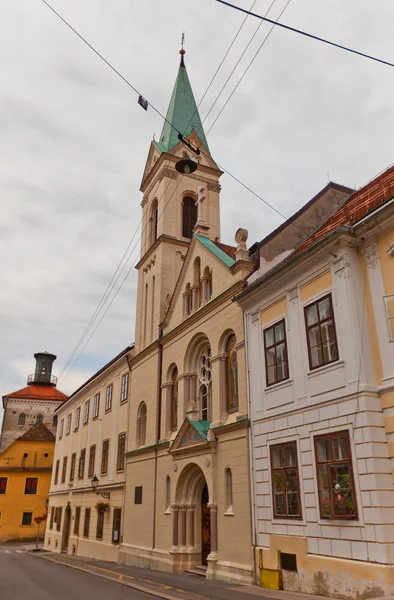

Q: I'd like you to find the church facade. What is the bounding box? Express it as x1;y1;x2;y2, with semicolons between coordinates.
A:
118;50;255;584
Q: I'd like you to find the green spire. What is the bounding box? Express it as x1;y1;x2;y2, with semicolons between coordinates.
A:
155;51;210;155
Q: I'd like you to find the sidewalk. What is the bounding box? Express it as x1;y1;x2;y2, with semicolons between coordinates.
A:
30;551;328;600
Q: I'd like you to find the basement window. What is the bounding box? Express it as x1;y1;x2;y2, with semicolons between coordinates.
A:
280;552;297;572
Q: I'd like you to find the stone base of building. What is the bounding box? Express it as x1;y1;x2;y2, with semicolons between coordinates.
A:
256;536;394;599
118;544;253;585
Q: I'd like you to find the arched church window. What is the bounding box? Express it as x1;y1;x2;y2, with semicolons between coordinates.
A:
170;367;178;431
226;335;239;412
225;467;233;513
192;257;201;310
136;402;147;447
150;199;158;246
182;197;197;239
18;413;25;426
202;266;212;303
198;345;212;421
36;414;43;423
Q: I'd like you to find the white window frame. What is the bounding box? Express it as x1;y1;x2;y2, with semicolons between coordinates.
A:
120;373;129;403
75;407;81;431
105;384;113;412
66;414;71;435
83;401;90;425
59;419;64;439
93;393;100;419
384;295;394;342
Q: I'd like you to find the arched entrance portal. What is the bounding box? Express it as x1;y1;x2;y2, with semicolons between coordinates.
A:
172;463;217;572
61;504;71;553
201;483;211;565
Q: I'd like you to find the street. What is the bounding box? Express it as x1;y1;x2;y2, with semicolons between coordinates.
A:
0;548;151;600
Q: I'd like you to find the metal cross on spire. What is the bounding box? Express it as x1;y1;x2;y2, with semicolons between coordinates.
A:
181;32;185;51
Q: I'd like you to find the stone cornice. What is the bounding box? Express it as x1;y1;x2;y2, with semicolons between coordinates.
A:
135;235;190;270
0;466;52;472
211;417;249;435
48;481;125;496
125;440;170;458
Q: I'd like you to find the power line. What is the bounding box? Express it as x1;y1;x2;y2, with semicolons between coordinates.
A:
207;0;292;136
215;0;394;70
182;0;260;135
59;174;185;383
58;177;161;381
200;0;278;129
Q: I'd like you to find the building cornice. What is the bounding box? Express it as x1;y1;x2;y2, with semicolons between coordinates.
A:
49;481;125;496
135;235;190;270
125;440;170;458
211;417;250;435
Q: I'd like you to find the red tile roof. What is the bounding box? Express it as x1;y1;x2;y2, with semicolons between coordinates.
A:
214;241;237;260
295;165;394;255
17;421;55;442
5;385;67;402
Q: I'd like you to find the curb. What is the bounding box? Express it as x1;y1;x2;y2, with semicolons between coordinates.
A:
29;552;197;600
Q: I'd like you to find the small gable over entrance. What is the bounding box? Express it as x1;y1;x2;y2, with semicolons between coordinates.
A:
170;418;215;454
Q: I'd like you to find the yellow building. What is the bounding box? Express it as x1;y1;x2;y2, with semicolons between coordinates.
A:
0;421;55;543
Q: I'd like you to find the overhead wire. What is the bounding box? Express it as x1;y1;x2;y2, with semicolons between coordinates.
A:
215;0;394;70
182;0;260;135
206;0;292;136
59;173;185;383
200;0;279;129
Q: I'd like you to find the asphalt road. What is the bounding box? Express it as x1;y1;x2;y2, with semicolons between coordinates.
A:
0;549;150;600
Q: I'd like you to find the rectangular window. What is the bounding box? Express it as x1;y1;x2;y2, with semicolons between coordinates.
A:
66;414;71;435
384;295;394;342
83;401;90;425
61;457;67;483
56;507;62;531
74;506;81;535
305;293;339;370
134;486;143;504
93;393;100;420
24;477;38;495
59;419;64;439
54;460;60;485
22;512;33;526
0;477;7;494
96;511;104;540
263;319;289;386
88;445;96;478
78;449;86;479
50;506;55;529
315;430;357;520
117;433;126;472
70;453;76;482
75;407;81;431
101;440;109;475
105;384;113;412
270;442;301;519
112;508;121;544
83;508;91;538
120;373;129;403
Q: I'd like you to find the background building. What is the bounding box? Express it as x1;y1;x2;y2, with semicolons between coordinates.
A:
44;345;133;560
237;166;394;598
0;421;54;542
0;351;67;452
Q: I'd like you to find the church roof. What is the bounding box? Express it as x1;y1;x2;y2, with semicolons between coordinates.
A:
155;52;210;155
195;234;235;268
17;421;55;443
4;384;67;403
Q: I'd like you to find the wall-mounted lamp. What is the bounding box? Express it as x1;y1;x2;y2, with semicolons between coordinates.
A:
91;475;110;500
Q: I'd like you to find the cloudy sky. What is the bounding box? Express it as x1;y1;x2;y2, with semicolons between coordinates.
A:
1;0;394;417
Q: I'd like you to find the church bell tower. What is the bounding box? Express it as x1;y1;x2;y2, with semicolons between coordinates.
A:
134;47;223;353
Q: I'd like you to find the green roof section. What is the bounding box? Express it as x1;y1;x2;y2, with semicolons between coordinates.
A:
195;235;236;268
155;54;210;155
189;419;212;441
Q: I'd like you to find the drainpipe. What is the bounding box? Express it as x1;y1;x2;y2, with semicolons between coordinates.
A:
120;352;132;547
244;311;258;585
152;337;163;550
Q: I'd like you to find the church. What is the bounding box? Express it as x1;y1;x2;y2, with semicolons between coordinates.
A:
118;48;255;584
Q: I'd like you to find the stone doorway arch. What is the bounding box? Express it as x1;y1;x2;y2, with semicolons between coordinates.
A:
61;504;71;553
172;463;217;571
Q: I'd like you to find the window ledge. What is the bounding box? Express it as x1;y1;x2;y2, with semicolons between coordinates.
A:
264;379;293;394
164;509;171;515
307;360;344;379
223;511;234;517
